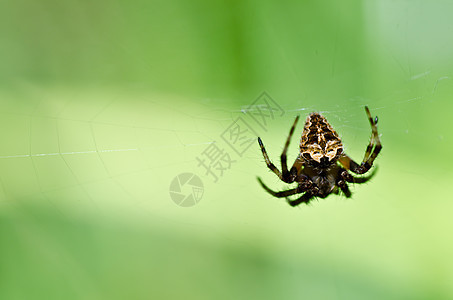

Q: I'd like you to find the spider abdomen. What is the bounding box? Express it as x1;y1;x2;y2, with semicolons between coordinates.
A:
300;113;343;163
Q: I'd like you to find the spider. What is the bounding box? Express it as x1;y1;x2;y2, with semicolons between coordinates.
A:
257;106;381;206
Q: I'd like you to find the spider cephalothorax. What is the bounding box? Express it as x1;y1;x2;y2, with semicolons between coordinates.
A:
257;106;381;206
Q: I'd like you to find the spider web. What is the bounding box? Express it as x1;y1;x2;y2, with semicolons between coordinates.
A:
1;1;453;299
0;72;448;213
0;2;450;258
0;85;449;298
0;1;450;216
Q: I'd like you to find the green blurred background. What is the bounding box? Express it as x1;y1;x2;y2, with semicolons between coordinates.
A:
1;0;452;299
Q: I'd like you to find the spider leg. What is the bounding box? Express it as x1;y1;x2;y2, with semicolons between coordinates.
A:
339;106;382;174
281;115;300;182
363;106;382;163
287;192;315;206
258;137;282;179
257;115;300;183
336;179;351;198
286;175;319;206
257;177;304;198
340;167;377;184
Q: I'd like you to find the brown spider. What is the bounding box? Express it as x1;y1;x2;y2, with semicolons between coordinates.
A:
257;106;381;206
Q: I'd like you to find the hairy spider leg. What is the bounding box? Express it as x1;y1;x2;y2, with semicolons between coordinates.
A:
336;169;352;198
340;168;377;184
335;166;377;197
257;180;319;206
281;115;300;182
339;106;382;174
337;181;351;197
257;115;301;184
258;137;282;178
287;192;315;206
257;177;307;198
364;106;381;162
